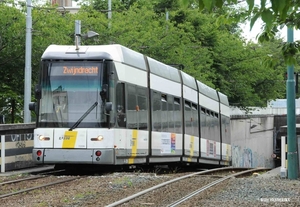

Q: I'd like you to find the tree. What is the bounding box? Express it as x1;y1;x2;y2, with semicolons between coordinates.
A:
170;7;286;107
212;36;286;107
0;2;79;122
80;0;138;12
181;0;300;64
0;4;26;123
107;1;286;107
0;0;291;123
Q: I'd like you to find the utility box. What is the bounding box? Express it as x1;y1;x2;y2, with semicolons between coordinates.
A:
281;136;287;178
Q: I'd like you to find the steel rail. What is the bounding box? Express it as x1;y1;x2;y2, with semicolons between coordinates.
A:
167;168;265;207
0;169;66;186
0;175;45;185
0;177;79;199
105;167;267;207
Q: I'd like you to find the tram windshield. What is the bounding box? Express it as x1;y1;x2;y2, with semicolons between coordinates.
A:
37;61;106;128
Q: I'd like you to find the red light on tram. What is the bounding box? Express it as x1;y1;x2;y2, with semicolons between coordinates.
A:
37;150;42;157
95;151;102;157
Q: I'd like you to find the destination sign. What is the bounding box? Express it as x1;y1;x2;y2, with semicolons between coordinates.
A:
63;66;98;75
50;64;100;76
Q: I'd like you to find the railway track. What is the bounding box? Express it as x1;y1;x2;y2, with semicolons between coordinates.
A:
0;170;80;199
105;167;270;207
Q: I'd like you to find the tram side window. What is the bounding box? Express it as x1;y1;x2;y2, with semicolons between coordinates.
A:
127;85;137;129
200;107;207;127
192;103;199;137
168;96;174;132
152;91;161;131
201;107;206;114
127;85;136;111
137;87;148;130
215;112;219;118
174;97;182;134
116;83;126;128
151;91;181;133
161;94;168;130
185;101;192;135
126;84;148;130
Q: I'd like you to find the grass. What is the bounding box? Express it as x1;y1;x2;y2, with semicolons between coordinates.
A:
35;201;49;207
112;176;133;188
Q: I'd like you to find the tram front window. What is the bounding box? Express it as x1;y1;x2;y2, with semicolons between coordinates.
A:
37;62;106;128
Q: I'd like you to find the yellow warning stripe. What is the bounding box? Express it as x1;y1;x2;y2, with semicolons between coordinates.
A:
128;130;138;164
62;131;78;148
188;136;194;162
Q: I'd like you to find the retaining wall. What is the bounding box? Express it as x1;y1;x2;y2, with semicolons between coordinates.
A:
230;115;275;168
0;123;35;172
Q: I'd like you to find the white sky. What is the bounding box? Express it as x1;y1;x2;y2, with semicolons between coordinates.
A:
242;19;300;42
240;0;300;42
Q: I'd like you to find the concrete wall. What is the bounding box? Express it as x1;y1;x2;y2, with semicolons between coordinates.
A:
1;133;35;172
0;124;35;172
231;115;275;168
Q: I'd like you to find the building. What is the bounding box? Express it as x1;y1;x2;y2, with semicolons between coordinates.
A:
51;0;80;14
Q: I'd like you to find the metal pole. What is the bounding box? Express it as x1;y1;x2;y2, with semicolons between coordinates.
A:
75;20;81;46
166;10;169;21
287;26;298;179
108;0;111;29
107;0;112;43
166;9;169;31
1;135;5;172
24;0;32;123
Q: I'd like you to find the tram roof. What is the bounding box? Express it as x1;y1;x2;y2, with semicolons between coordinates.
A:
42;44;147;70
197;80;218;101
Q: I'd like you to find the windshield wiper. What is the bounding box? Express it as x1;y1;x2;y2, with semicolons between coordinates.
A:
69;102;98;131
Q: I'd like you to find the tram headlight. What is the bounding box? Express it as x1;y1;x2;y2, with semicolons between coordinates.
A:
39;135;50;141
91;135;104;141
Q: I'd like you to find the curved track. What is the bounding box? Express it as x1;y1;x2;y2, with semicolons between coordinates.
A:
105;167;270;207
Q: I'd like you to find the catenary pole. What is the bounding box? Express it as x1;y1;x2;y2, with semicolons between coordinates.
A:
24;0;32;123
108;0;111;29
75;20;81;45
286;26;298;179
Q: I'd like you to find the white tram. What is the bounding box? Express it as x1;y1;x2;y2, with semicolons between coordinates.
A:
30;44;231;168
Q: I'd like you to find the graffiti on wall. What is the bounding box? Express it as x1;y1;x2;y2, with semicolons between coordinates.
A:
10;133;33;141
232;145;272;168
232;145;253;167
243;148;252;167
10;133;33;149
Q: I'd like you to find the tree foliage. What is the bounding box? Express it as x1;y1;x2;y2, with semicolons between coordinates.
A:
0;4;26;123
0;0;289;122
181;0;300;64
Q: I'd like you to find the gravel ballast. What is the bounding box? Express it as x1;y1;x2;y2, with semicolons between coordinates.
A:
0;168;300;206
196;175;300;207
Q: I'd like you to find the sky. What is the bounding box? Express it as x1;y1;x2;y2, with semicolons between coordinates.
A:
239;0;300;42
241;19;300;42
